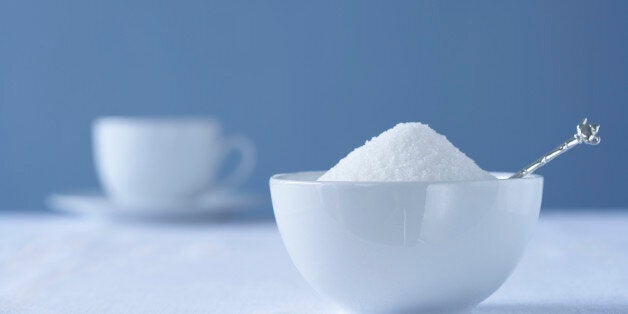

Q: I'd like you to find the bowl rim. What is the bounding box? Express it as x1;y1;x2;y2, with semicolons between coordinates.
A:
270;171;543;186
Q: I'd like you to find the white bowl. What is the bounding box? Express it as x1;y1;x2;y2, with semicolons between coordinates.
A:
270;172;543;313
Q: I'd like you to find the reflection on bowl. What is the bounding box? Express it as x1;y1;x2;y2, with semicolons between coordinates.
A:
270;172;543;313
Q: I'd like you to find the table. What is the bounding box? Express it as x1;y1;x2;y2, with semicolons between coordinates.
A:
1;210;626;313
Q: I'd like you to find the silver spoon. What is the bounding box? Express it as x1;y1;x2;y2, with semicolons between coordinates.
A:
510;118;601;179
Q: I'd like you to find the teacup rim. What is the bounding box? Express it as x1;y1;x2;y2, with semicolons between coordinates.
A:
94;116;221;128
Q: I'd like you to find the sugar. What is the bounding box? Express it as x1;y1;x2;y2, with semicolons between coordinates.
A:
318;122;495;182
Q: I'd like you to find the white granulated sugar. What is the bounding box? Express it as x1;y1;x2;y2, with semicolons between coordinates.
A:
318;122;495;182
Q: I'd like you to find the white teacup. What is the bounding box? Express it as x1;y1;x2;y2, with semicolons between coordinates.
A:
93;117;256;208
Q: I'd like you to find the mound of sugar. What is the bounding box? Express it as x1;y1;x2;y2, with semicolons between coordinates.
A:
318;122;495;182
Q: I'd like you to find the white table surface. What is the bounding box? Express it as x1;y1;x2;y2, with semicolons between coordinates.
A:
0;210;626;313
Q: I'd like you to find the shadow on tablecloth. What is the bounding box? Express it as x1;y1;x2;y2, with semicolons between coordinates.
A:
474;302;628;313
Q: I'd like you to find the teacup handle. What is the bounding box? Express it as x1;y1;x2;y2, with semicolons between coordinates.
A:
217;134;256;189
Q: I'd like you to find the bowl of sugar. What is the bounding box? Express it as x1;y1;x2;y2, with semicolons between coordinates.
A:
270;123;544;313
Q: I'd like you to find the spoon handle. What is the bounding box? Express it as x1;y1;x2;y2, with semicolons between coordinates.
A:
510;118;600;179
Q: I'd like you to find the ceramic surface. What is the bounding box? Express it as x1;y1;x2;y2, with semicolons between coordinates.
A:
270;172;543;313
93;117;255;207
48;190;260;222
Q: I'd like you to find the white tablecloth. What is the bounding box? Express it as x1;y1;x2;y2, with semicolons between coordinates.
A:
0;210;626;313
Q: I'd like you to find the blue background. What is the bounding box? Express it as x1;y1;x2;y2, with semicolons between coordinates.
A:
0;0;626;210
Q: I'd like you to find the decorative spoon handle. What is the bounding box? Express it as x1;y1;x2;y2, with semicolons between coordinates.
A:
510;118;601;179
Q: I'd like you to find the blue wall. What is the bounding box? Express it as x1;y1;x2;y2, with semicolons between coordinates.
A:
0;0;626;210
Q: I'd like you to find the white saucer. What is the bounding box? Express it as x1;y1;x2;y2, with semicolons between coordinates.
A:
47;190;262;222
